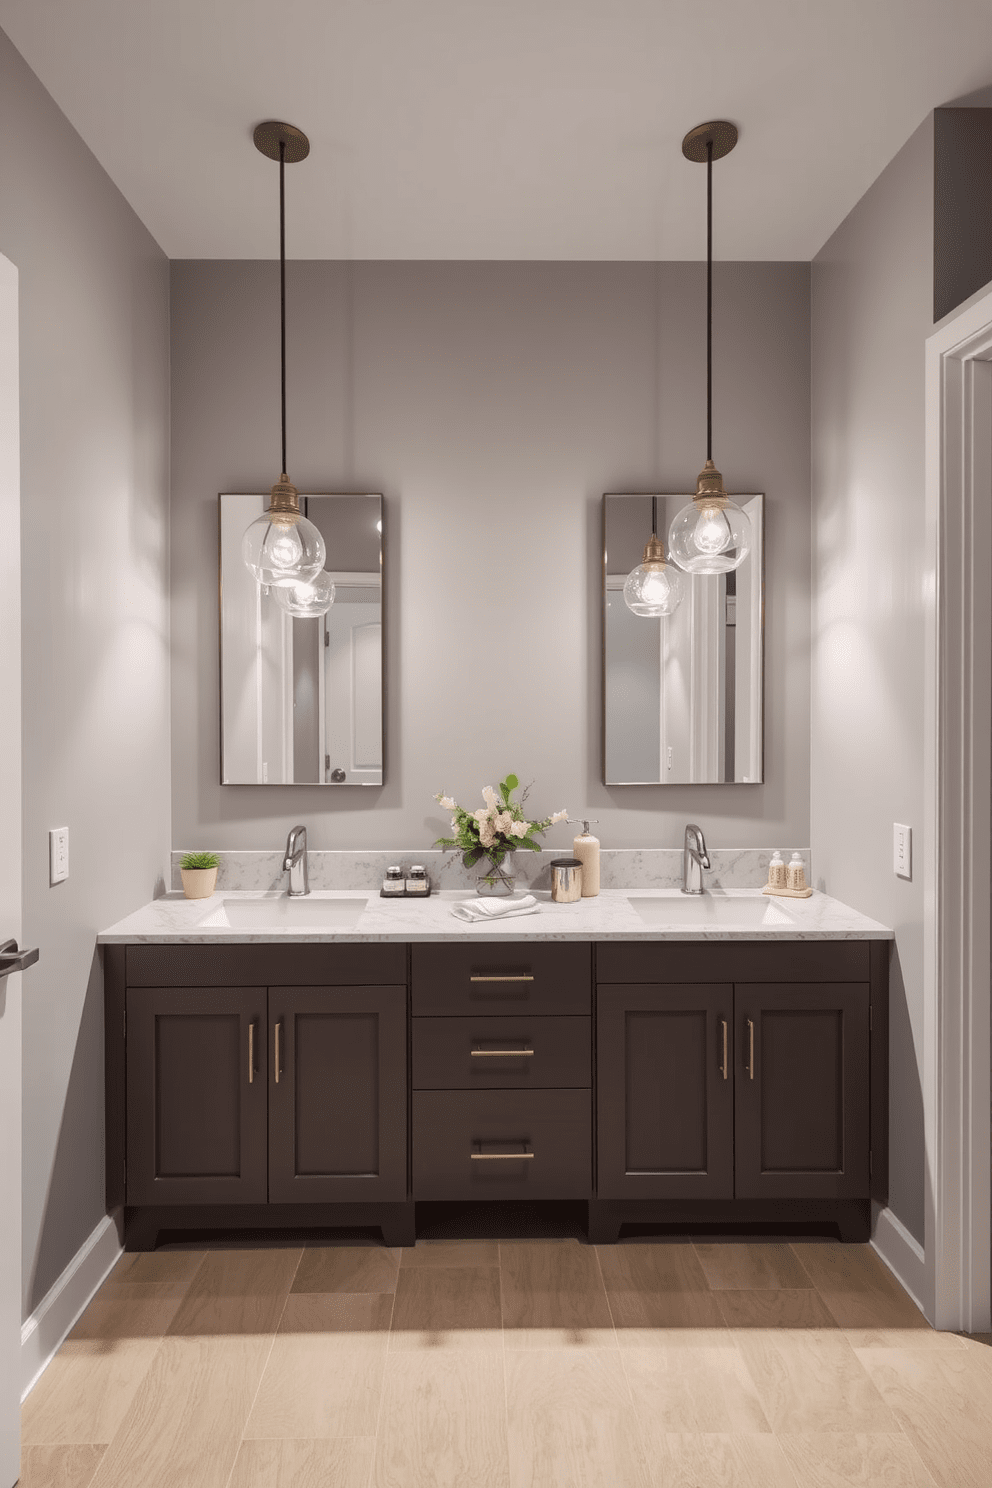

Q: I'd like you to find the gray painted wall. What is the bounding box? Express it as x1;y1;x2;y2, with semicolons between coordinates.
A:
171;260;810;853
0;32;171;1315
810;116;933;1245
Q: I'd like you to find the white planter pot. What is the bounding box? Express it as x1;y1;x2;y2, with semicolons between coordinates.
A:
180;866;218;900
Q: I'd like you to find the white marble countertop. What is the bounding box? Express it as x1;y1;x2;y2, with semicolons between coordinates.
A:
98;888;893;945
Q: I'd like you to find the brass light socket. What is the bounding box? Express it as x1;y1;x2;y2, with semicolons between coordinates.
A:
267;473;301;522
694;458;730;507
640;533;669;569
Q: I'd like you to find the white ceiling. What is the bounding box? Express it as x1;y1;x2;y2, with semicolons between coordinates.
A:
2;0;991;261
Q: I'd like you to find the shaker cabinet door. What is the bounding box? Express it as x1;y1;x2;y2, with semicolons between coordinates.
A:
734;983;870;1199
125;986;268;1205
267;985;407;1203
596;984;734;1200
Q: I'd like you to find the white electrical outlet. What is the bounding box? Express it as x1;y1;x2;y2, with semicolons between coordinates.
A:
894;823;912;880
50;826;69;884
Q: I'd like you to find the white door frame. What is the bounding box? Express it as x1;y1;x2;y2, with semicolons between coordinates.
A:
923;284;992;1332
0;253;23;1485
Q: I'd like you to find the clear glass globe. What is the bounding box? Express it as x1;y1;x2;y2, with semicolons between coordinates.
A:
623;560;684;617
668;497;752;575
242;512;326;589
272;570;336;618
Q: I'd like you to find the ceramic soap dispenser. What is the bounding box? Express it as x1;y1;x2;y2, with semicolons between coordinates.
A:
570;819;601;897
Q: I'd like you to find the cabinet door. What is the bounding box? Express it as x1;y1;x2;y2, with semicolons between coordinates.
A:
597;984;734;1200
125;986;267;1205
734;984;870;1199
268;985;407;1203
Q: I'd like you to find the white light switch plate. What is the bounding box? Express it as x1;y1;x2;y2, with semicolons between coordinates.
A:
50;826;68;884
894;823;912;880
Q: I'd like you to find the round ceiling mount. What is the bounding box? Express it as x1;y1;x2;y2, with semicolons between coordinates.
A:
681;120;738;164
253;120;310;164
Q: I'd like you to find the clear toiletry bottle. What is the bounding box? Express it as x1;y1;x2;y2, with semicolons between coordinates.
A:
569;818;601;898
406;865;430;897
381;865;405;897
787;852;806;891
767;851;786;890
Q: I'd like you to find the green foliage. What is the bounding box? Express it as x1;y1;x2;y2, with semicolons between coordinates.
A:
180;851;220;871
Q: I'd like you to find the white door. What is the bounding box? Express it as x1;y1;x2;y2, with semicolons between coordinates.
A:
323;580;382;785
0;253;24;1485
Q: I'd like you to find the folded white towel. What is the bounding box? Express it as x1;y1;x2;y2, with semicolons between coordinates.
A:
449;894;540;922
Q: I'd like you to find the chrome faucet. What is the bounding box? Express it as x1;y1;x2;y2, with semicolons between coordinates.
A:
284;825;310;896
682;823;711;895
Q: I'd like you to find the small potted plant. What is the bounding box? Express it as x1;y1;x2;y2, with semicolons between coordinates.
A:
179;851;220;900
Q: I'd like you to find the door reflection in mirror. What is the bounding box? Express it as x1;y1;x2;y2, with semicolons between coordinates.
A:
219;493;383;785
603;493;763;785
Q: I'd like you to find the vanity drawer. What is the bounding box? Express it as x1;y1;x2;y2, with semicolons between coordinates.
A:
413;1090;591;1200
411;943;591;1016
412;1016;591;1090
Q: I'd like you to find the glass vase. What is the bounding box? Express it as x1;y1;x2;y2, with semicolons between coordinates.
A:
476;854;516;897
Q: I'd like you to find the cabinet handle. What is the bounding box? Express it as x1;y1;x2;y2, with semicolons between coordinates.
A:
248;1020;255;1084
470;1046;535;1057
471;1145;535;1160
469;974;534;983
274;1019;282;1084
720;1019;728;1081
747;1018;755;1080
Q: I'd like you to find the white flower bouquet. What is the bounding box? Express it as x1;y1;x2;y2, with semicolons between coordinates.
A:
434;773;568;871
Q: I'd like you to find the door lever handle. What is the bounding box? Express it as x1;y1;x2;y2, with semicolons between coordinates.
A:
0;940;39;978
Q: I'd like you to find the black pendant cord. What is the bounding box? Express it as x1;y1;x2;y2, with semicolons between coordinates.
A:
652;495;658;538
279;139;287;478
706;137;713;463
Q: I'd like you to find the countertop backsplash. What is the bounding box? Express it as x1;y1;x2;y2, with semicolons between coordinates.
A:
170;847;811;895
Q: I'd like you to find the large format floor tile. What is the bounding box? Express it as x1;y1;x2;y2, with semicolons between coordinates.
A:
389;1264;502;1349
736;1329;900;1434
505;1349;651;1488
227;1437;376;1488
500;1240;615;1348
857;1344;992;1488
645;1432;800;1488
777;1431;939;1487
372;1351;509;1488
292;1245;400;1294
18;1444;108;1488
694;1241;814;1292
623;1344;772;1436
600;1243;727;1345
244;1292;392;1440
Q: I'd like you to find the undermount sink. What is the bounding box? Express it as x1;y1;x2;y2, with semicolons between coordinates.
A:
627;894;797;927
199;895;369;929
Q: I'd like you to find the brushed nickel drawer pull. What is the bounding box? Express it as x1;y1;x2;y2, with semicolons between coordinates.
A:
720;1018;728;1081
248;1020;256;1084
470;1047;535;1057
471;1146;535;1160
469;974;534;983
274;1019;282;1084
747;1018;755;1081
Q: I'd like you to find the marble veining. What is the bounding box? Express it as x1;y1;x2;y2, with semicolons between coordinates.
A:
102;884;890;945
170;847;812;894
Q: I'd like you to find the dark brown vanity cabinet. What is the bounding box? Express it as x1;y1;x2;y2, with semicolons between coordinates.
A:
410;943;593;1201
592;941;886;1241
106;944;409;1237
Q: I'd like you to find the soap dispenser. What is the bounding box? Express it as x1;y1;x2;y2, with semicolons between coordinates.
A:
767;851;786;890
570;819;601;898
787;852;807;892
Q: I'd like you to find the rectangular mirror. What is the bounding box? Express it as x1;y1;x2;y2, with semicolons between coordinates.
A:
219;493;383;785
603;493;763;785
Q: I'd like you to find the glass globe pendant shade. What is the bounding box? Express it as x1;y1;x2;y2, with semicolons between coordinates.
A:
668;460;752;575
623;534;685;617
242;475;326;589
272;569;336;618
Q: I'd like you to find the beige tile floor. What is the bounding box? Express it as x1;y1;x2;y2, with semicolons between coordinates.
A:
18;1234;992;1487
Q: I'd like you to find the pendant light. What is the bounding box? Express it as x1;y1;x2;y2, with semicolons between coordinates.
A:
273;569;336;619
242;121;327;591
668;121;752;576
623;497;685;617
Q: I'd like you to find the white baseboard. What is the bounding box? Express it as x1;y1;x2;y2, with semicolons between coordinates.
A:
21;1214;122;1400
872;1203;927;1315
